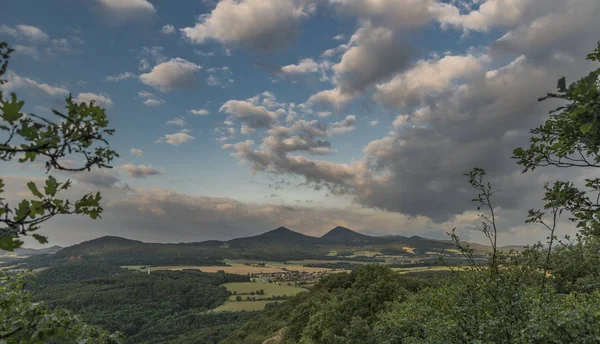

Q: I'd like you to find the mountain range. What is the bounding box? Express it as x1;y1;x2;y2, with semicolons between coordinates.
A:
3;226;513;268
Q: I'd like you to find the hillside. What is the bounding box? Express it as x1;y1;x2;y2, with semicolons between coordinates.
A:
320;226;384;244
227;227;321;247
30;266;252;343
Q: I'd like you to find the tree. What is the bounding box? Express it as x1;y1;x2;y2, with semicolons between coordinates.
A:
0;42;118;251
0;271;123;343
0;42;122;342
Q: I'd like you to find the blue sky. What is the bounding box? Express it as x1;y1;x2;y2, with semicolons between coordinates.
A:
1;0;599;247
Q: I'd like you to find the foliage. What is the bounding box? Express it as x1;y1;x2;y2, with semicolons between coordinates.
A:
0;270;123;343
0;42;118;251
221;265;433;344
30;268;248;343
28;261;130;289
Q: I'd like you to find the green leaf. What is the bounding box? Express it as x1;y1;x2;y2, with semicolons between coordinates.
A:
580;123;593;134
32;234;48;244
0;93;25;123
27;181;44;198
44;176;58;196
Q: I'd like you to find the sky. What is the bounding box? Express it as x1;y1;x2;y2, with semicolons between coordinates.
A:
1;0;599;248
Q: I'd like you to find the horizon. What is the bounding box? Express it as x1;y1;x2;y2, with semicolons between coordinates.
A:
2;0;599;248
16;225;508;250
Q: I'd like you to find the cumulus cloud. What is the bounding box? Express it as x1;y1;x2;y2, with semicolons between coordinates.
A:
104;72;136;82
375;54;485;108
190;109;209;116
308;23;412;108
130;148;144;156
96;0;156;23
180;0;316;50
330;115;356;135
161;24;175;34
157;130;195;146
167;117;187;126
0;24;49;42
220;95;282;129
226;38;597;222
1;71;69;98
121;164;163;178
139;58;202;92
329;0;441;28
74;92;114;108
281;58;319;75
138;91;165;106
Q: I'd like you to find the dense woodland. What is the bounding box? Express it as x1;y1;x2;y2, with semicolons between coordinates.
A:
27;265;252;343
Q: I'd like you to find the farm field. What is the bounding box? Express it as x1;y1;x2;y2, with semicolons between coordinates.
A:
223;282;307;299
214;282;308;312
212;300;278;312
392;266;454;274
148;265;285;274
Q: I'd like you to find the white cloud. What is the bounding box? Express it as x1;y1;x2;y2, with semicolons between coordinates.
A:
138;91;165;106
2;71;69;98
190;109;209;116
330;0;439;27
220;96;282;129
130;148;143;156
307;88;354;109
157;130;195;146
74;92;114;108
375;54;484;108
332;34;345;41
121;163;163;178
180;0;316;50
12;45;39;60
330;115;356;135
137;46;167;71
139;58;202;92
161;24;175;34
167;117;187;126
96;0;156;23
104;72;136;82
0;24;49;42
369;120;379;126
281;58;319;75
206;66;234;87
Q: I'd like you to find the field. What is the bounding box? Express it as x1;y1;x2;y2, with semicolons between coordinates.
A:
402;246;416;254
224;282;307;299
213;282;308;312
213;300;278;312
148;265;285;274
391;266;454;274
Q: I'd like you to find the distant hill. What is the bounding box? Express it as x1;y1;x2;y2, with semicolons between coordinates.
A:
9;225;517;269
0;245;63;259
227;227;321;247
321;226;383;244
